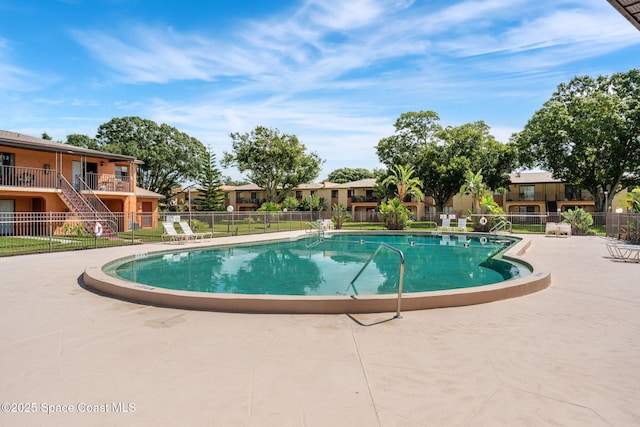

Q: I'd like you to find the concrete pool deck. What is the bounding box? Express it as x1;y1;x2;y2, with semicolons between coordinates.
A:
0;233;638;426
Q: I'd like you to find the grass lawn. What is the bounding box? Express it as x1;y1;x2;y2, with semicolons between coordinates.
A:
0;219;607;257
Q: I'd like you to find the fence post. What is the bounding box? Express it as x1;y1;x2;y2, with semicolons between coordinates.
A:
49;211;53;253
131;211;135;245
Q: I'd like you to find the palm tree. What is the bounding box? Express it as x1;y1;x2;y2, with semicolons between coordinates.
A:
380;165;424;202
460;169;486;214
621;187;640;213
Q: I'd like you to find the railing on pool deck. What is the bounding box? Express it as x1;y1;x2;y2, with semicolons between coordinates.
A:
490;219;512;234
350;243;406;319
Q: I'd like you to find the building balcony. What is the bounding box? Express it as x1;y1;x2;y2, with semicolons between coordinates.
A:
558;192;594;201
350;196;380;203
235;197;263;205
0;165;133;193
505;192;547;202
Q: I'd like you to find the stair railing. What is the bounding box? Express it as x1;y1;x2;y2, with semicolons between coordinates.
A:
58;174;118;236
76;176;119;234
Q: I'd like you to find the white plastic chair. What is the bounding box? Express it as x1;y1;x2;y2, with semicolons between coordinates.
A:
162;222;190;242
179;221;212;240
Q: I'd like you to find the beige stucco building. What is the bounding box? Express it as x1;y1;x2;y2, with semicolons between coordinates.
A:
217;172;630;220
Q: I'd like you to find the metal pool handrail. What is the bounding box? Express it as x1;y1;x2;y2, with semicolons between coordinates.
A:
490;219;512;234
350;242;406;318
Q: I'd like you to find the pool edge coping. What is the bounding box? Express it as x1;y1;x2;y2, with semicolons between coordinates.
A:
82;232;550;314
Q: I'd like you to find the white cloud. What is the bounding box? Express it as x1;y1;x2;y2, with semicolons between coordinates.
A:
0;37;46;91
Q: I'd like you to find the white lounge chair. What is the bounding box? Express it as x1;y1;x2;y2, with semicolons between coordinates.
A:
179;221;212;240
606;243;640;263
321;219;334;230
162;222;190;242
456;218;467;232
439;218;451;232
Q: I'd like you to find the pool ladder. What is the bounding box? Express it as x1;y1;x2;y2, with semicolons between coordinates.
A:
490;219;512;235
350;243;406;318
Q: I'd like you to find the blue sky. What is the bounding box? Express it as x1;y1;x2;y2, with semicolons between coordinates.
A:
1;0;639;181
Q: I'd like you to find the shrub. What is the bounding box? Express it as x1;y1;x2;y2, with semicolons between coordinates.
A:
378;198;411;230
61;223;88;236
561;207;593;235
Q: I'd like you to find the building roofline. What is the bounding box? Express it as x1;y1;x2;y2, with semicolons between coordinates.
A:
607;0;640;31
0;130;140;163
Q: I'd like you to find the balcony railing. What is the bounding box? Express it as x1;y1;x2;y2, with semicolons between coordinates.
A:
558;192;594;201
350;196;380;203
83;173;133;193
505;192;547;202
235;197;263;205
0;165;57;188
0;166;132;193
505;191;595;202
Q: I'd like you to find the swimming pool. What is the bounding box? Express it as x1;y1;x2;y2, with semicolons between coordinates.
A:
105;233;527;296
82;231;549;314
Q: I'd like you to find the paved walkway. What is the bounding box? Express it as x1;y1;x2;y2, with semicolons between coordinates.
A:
0;234;638;426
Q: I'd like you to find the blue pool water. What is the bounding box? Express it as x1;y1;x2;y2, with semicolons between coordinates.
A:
105;233;528;296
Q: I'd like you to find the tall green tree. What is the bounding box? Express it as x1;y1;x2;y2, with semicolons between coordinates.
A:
222;126;323;203
620;187;640;213
195;147;225;211
325;167;374;183
513;69;640;211
95;116;207;199
380;164;424;202
376;111;441;167
377;112;515;211
460;170;486;214
65;134;99;150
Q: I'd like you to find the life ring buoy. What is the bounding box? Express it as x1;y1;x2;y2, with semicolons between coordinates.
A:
479;216;488;225
94;222;103;237
480;236;487;244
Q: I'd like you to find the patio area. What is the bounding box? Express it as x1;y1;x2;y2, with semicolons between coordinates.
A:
0;233;638;426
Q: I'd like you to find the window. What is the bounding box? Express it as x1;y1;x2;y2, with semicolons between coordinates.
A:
250;192;257;202
1;152;15;166
0;153;15;185
518;205;538;213
115;165;128;177
347;189;355;198
295;191;302;199
519;185;535;201
331;190;338;198
565;185;581;200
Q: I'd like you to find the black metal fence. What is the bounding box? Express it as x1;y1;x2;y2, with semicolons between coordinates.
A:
1;210;637;257
0;211;318;257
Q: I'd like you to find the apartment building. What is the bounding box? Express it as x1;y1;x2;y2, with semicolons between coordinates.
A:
0;130;163;236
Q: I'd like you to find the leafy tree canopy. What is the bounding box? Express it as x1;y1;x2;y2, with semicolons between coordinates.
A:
513;69;640;211
325;167;374;183
222;126;323;203
95;116;207;200
377;111;516;211
66;134;99;150
223;176;250;186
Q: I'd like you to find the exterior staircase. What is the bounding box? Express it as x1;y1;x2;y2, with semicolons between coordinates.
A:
58;174;118;238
